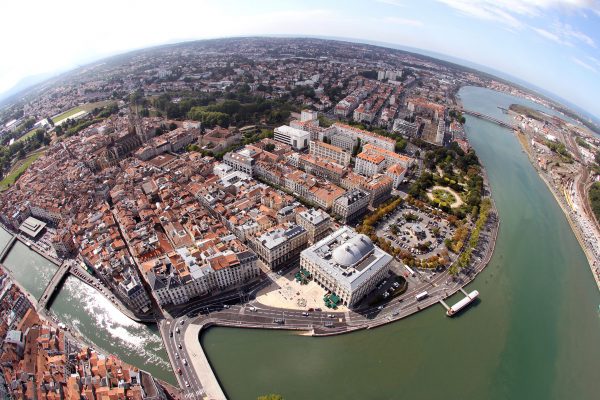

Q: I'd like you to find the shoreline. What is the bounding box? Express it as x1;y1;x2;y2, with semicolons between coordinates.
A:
0;263;177;397
510;118;600;292
180;182;500;399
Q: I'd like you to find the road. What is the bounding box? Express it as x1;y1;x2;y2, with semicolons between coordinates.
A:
159;203;499;398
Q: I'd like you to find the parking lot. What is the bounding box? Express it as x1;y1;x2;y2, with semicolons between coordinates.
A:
375;203;456;260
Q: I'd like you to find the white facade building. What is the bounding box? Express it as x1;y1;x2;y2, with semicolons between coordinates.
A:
274;125;310;150
300;226;393;307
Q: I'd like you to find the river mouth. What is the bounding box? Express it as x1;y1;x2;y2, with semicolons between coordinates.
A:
200;86;600;400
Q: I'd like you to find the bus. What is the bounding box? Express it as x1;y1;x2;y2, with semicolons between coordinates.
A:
415;291;429;301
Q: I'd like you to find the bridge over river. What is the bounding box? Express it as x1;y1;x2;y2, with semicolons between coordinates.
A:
461;109;516;130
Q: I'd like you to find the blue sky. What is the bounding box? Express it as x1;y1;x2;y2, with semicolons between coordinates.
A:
1;0;599;118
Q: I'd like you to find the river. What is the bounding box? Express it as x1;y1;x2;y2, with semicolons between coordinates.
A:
0;230;175;385
200;86;600;400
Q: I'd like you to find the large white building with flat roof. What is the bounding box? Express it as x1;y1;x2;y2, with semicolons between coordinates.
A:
300;226;392;307
274;125;310;150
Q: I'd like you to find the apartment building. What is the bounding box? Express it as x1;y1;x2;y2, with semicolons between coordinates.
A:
223;148;257;175
252;223;308;270
296;208;331;244
323;123;396;152
309;140;351;166
332;188;370;224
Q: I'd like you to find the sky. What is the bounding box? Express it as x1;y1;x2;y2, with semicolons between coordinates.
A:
1;0;600;118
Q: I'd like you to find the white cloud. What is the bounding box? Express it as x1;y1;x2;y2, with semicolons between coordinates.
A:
436;0;523;28
437;0;600;29
573;57;598;72
532;22;596;47
532;27;573;45
375;0;406;6
587;55;600;67
384;17;424;27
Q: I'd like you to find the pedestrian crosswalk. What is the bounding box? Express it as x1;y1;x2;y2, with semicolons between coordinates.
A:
182;389;205;399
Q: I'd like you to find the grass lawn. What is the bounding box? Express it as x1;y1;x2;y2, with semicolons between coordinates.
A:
0;151;44;191
433;188;457;204
80;100;115;112
51;107;84;123
14;129;39;144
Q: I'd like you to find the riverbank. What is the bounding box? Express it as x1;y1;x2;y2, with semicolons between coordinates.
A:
0;263;178;398
509;115;600;292
178;188;499;398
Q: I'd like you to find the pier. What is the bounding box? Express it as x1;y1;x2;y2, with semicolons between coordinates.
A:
0;236;17;263
439;299;450;311
37;262;71;310
461;109;516;130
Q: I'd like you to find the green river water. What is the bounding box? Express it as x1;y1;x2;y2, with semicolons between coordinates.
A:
200;86;600;400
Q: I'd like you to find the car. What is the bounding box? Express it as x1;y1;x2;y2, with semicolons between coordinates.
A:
302;312;309;316
183;359;188;366
180;319;185;325
328;314;335;318
315;308;322;312
177;368;182;375
383;292;390;298
185;381;190;388
223;304;230;309
169;331;173;338
392;311;400;316
175;352;179;359
393;282;400;288
377;305;384;310
178;344;182;349
248;306;257;312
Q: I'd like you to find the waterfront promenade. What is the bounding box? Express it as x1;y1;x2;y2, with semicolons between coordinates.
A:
162;189;500;398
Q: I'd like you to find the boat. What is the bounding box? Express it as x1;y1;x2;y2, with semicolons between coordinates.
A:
447;290;479;316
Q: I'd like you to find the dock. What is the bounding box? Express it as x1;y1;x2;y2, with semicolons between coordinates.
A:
439;299;450;311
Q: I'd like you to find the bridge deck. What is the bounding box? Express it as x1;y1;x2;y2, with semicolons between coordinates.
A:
461;109;516;129
38;262;70;310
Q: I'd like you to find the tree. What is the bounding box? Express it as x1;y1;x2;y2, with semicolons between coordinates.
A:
264;143;276;152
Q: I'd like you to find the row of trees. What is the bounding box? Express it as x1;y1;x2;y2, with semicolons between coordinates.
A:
454;197;492;272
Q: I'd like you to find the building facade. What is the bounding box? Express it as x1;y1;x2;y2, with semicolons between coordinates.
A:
300;226;392;307
252;223;308;270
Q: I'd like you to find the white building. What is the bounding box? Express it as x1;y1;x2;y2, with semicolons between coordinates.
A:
223;148;257;175
300;226;393;307
274;125;310;150
253;223;308;270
